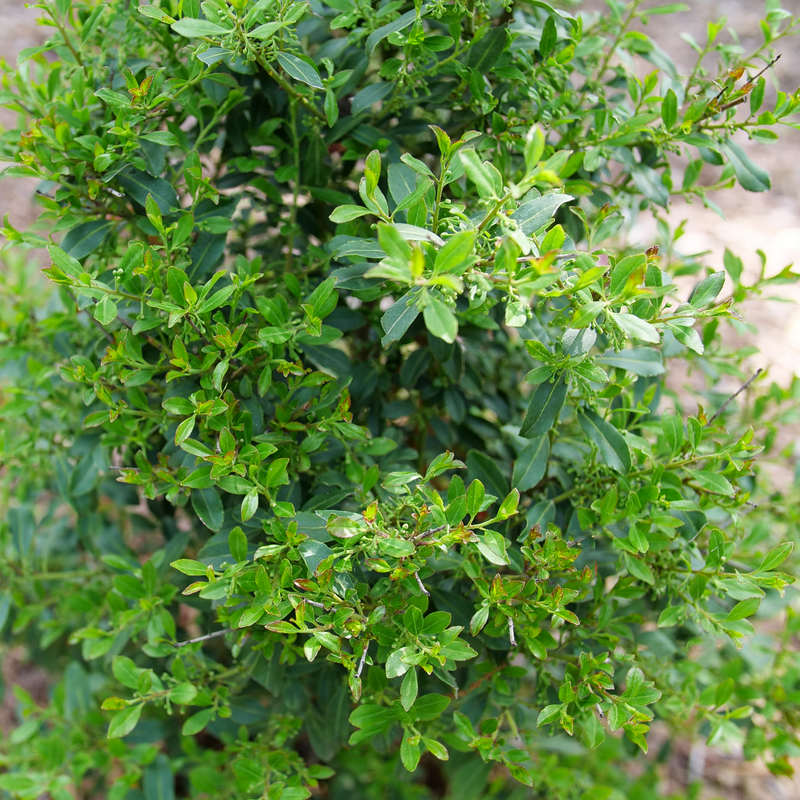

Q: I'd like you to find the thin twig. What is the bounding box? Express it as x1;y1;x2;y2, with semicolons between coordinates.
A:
414;572;430;596
412;524;447;543
508;618;516;647
174;629;229;648
186;316;211;347
705;369;763;427
356;646;368;678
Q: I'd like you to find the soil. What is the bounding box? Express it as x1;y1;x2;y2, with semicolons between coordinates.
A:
1;0;799;796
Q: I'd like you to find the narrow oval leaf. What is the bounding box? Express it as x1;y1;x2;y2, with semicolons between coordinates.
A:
579;410;632;474
520;374;568;438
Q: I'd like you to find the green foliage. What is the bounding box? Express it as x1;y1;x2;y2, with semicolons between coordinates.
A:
2;0;800;797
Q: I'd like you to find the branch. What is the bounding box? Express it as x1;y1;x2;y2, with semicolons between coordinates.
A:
705;369;763;427
173;629;230;648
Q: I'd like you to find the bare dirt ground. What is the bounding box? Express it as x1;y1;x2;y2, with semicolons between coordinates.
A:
1;1;799;797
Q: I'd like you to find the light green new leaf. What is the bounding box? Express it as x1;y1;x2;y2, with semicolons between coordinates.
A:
423;295;457;343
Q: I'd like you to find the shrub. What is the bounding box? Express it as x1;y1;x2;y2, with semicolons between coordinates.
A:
2;0;800;797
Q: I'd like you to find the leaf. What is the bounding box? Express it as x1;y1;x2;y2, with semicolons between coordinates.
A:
188;232;227;281
609;254;645;297
597;348;665;376
657;604;684;628
579;410;632;473
510;193;574;234
434;231;476;275
400;667;418;711
47;245;82;277
662;88;677;129
721;140;771;192
229;526;248;561
723;248;743;284
141;130;179;146
171;18;227;37
330;205;371;223
117;168;179;213
476;534;509;566
519;375;567;438
537;704;563;726
381;289;420;345
726;597;760;622
459;148;495;198
170;559;207;576
108;704;143;738
94;295;118;326
470;605;489;635
143;755;175;800
351;82;394;115
112;655;142;689
414;694;451;720
403;607;422;637
690;271;726;308
400;731;421;772
174;415;196;446
512;435;550;492
692;470;735;497
625;554;655;585
611;312;660;343
759;542;793;572
423;296;457;343
241;490;259;522
182;708;215;735
466;479;485;519
467;25;509;72
0;592;11;635
62;220;114;260
466;450;509;499
191;487;224;531
249;21;282;39
630;163;669;206
276;52;323;89
366;8;419;56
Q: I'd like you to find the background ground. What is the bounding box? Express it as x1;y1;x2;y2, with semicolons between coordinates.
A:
1;1;799;797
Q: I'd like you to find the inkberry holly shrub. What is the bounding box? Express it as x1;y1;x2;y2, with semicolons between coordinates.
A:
2;0;800;797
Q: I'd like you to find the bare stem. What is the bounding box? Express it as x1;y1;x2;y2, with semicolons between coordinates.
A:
174;629;230;648
356;645;368;678
705;369;763;427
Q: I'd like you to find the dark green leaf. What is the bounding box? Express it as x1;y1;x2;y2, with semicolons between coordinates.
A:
143;755;175;800
519;375;567;438
381;289;420;345
512;435;550;492
366;8;419;56
117;168;179;213
191;487;224;531
467;25;509;72
579;410;632;473
351;82;393;115
62;220;114;260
